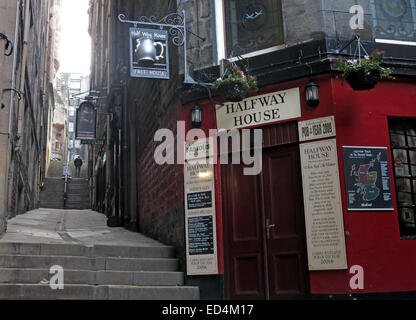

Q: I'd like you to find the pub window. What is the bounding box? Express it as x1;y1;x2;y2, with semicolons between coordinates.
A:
371;0;416;44
219;0;284;58
389;117;416;238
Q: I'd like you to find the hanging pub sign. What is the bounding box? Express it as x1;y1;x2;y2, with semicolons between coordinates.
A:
129;28;169;79
342;146;394;211
75;101;97;140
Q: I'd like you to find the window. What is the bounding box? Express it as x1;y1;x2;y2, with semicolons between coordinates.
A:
217;0;284;59
389;117;416;237
69;107;75;116
69;122;74;132
68;140;74;149
371;0;416;44
75;140;81;149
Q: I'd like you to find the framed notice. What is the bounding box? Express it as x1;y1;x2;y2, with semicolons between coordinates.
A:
300;139;347;270
298;116;336;142
184;148;218;276
342;146;394;211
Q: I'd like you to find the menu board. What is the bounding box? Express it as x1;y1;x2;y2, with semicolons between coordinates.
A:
184;138;218;275
187;191;213;210
342;146;394;211
300;139;348;270
188;216;214;255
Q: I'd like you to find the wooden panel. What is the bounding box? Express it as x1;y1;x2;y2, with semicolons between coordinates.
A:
221;159;266;300
234;254;265;296
262;145;309;300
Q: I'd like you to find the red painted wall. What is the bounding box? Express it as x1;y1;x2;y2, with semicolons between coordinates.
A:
183;74;416;295
310;77;416;295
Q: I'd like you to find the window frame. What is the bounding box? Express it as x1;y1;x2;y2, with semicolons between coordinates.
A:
388;117;416;239
371;0;416;46
214;0;285;63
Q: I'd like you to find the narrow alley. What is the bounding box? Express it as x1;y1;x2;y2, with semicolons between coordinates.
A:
2;0;416;309
0;206;199;300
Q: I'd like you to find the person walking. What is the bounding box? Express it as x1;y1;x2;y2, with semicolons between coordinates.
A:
74;156;83;178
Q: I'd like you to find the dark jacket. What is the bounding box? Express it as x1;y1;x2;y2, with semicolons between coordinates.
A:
74;158;83;167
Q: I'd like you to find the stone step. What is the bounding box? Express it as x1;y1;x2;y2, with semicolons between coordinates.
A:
0;255;179;271
39;203;65;209
0;284;199;300
0;243;175;258
0;268;184;286
66;195;89;201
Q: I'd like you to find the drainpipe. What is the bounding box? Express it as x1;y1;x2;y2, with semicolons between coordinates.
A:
16;0;31;144
128;100;138;231
121;83;129;227
8;0;20;138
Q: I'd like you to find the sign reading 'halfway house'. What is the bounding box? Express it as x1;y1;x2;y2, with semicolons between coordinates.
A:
215;87;301;130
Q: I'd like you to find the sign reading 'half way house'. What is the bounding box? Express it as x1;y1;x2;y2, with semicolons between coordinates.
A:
215;87;301;130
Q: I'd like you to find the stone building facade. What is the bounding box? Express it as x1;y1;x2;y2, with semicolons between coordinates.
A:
89;0;416;299
0;0;60;234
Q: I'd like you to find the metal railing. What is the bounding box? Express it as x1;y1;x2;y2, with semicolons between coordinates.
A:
62;163;72;208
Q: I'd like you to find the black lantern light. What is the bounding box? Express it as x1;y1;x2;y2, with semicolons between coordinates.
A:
191;105;202;128
305;82;320;107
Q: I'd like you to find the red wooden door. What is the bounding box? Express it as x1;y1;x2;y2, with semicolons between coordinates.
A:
221;144;309;300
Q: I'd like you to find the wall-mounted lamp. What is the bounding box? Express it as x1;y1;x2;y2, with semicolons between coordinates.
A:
305;82;320;107
191;105;202;128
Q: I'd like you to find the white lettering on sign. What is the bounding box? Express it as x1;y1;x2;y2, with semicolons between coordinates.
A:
216;87;301;130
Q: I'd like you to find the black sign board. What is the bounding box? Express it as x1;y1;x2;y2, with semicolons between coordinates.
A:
81;139;104;145
75;102;97;140
188;216;214;256
187;191;212;210
129;28;169;79
342;146;394;211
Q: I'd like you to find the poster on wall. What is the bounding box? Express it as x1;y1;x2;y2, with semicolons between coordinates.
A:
342;146;394;211
300;138;348;270
184;138;218;275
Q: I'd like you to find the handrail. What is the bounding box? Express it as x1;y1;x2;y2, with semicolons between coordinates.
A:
62;163;72;208
63;173;68;207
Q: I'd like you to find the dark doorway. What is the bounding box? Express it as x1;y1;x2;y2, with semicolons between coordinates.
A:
221;143;310;300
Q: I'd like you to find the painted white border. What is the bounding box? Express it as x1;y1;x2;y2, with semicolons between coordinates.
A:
375;38;416;46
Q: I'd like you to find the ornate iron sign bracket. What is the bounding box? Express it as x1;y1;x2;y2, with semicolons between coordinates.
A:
118;10;210;85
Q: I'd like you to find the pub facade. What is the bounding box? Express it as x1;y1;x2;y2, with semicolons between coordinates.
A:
88;0;416;299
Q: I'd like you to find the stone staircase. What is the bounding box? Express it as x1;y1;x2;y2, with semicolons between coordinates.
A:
0;242;199;300
41;161;90;209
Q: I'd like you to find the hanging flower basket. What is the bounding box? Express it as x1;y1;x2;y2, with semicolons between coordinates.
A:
334;50;393;91
213;62;258;102
215;80;250;102
345;69;381;91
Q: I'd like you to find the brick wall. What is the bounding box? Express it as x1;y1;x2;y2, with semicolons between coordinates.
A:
138;101;184;228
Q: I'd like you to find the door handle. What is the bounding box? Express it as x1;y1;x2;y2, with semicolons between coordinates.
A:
266;218;276;240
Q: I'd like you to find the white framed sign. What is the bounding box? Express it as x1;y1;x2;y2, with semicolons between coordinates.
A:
184;140;218;276
298;116;336;142
300;138;348;270
215;87;301;130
